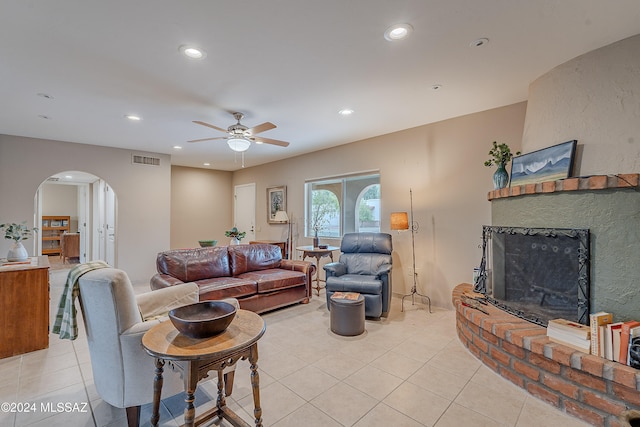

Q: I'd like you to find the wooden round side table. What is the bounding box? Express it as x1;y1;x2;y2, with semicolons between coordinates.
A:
142;309;266;427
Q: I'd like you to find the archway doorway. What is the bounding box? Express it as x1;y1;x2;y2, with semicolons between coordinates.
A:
35;171;117;268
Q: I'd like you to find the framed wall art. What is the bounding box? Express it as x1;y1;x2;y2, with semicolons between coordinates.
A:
267;186;287;223
510;140;577;187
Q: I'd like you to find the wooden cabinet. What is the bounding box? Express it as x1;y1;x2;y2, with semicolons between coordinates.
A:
0;256;50;358
61;233;80;263
41;215;70;255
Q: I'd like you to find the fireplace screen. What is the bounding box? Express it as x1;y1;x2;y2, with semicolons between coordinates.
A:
474;226;590;326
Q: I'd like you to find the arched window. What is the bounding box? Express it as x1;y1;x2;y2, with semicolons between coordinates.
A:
305;173;380;238
356;184;380;233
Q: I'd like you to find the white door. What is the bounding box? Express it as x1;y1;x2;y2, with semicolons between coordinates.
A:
93;180;106;261
77;184;89;263
34;188;42;256
234;183;256;243
92;179;117;266
105;183;116;266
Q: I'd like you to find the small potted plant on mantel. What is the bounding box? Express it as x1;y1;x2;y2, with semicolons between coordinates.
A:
224;227;246;245
484;141;521;190
0;221;38;262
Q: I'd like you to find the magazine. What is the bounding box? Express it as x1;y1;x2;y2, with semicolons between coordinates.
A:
330;292;361;301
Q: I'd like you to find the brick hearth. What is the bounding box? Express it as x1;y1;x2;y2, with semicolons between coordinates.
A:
454;283;640;427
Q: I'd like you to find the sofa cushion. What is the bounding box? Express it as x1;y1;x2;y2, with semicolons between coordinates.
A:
229;244;282;276
156;247;231;282
237;268;307;293
196;277;258;300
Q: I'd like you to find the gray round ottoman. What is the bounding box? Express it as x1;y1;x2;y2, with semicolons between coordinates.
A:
330;293;365;336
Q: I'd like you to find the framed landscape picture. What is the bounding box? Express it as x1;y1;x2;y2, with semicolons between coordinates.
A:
267;186;286;223
510;140;577;187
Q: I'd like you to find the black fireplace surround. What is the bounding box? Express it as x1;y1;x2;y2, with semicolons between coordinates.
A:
473;226;590;327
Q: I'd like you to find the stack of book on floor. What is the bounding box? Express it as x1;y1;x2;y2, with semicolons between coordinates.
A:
589;311;640;366
546;318;591;353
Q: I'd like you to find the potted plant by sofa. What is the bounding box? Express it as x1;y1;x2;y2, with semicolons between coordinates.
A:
1;221;38;261
224;227;246;245
484;141;521;190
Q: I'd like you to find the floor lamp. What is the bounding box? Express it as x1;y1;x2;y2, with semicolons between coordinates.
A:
274;210;293;259
390;189;432;313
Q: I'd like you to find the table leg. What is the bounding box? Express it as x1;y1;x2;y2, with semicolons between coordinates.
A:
216;370;226;410
249;344;263;427
183;362;199;427
313;255;323;296
151;358;164;427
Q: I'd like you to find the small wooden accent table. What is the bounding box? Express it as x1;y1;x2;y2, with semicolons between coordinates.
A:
296;246;339;296
142;310;266;427
61;233;80;263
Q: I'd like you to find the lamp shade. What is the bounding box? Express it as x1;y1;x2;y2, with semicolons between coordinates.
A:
274;210;289;223
227;137;251;152
390;212;409;230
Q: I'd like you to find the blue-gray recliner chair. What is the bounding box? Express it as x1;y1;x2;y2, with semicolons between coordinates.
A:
324;233;393;318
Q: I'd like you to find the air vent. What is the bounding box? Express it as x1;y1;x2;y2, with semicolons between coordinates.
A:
132;154;160;166
46;177;60;182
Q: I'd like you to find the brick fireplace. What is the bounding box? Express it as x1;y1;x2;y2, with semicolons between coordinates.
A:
455;174;640;427
454;283;639;427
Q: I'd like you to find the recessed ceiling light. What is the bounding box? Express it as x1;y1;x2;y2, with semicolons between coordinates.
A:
125;115;141;121
203;162;210;166
339;109;354;116
470;38;489;48
179;45;206;59
173;145;183;150
384;23;413;41
37;93;54;99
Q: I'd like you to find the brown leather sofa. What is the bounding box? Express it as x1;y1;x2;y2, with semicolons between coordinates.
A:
150;244;316;313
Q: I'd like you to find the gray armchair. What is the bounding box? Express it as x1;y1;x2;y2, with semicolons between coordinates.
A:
324;233;393;318
76;267;237;427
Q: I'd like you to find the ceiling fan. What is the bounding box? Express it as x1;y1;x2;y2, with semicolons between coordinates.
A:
188;112;290;153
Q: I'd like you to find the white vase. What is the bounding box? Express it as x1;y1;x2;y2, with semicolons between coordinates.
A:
230;237;240;245
7;241;29;262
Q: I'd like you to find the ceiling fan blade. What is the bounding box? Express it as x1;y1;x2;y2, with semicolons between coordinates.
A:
252;136;290;147
187;136;227;143
193;120;228;133
246;122;276;135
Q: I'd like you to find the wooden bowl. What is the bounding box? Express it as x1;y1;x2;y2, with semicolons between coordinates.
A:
169;301;237;339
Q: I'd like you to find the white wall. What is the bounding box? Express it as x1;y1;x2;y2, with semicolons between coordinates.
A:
0;135;171;283
232;102;528;309
523;34;640;175
42;183;79;232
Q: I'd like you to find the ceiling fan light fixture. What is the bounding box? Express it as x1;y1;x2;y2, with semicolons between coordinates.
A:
227;137;251;152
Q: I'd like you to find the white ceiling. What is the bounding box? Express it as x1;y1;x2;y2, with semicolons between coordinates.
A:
2;1;640;171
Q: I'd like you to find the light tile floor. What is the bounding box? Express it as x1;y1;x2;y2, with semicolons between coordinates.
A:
0;268;591;427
